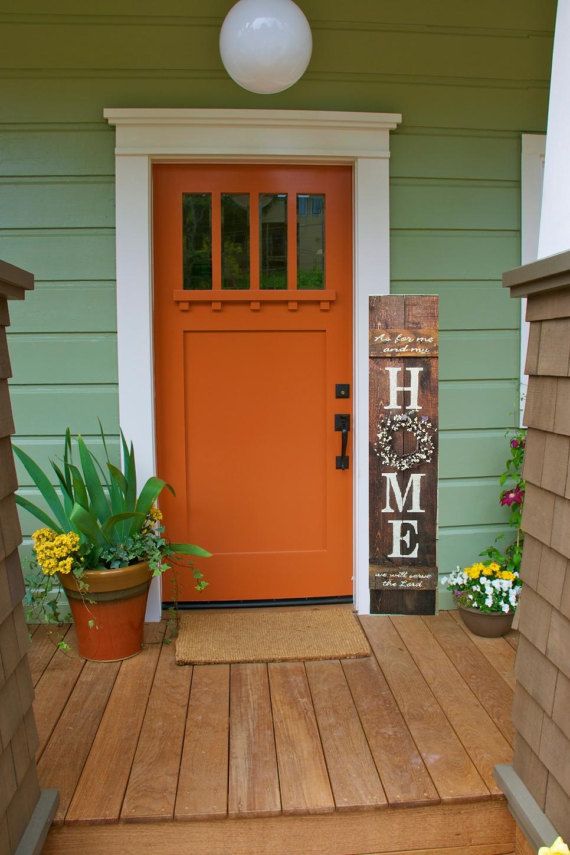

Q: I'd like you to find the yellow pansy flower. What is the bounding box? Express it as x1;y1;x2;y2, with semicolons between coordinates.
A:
539;838;570;855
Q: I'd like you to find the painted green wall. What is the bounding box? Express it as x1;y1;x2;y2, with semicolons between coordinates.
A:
0;1;555;606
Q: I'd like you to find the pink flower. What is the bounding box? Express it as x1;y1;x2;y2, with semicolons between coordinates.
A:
500;487;525;507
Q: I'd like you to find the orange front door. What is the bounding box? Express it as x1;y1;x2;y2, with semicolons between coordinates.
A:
153;164;352;602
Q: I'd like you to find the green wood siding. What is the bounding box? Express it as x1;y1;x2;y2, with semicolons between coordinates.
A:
0;1;555;604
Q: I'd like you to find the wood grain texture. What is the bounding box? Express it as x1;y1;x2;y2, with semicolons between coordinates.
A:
268;662;334;816
342;655;439;807
175;664;230;820
361;616;489;802
121;641;192;822
449;610;516;690
391;615;511;794
305;659;386;811
30;616;517;832
33;628;84;759
37;658;120;823
228;663;280;818
27;624;71;686
41;800;515;855
65;629;163;824
425;613;515;743
369;295;438;615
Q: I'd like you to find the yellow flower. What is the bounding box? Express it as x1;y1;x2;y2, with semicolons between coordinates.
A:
32;527;56;545
489;562;501;574
482;566;494;576
33;529;80;576
501;571;515;581
539;838;570;855
465;564;481;579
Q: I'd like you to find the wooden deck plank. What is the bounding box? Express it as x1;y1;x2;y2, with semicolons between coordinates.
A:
449;610;517;691
42;800;515;855
228;663;281;818
175;664;230;820
65;626;164;824
392;615;512;795
425;613;515;744
37;658;120;823
268;662;334;816
121;642;192;822
505;631;519;650
33;628;84;760
28;624;72;686
306;659;387;812
360;616;489;803
342;654;439;807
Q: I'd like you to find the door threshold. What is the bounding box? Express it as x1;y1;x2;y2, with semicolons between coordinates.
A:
163;596;354;610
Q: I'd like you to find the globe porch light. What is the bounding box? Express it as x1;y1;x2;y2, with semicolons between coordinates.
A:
219;0;312;95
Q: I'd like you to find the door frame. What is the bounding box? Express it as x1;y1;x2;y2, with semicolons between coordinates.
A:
104;108;401;619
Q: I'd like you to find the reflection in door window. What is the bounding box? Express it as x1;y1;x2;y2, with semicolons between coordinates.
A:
260;194;287;290
182;193;212;290
222;194;250;290
297;194;325;289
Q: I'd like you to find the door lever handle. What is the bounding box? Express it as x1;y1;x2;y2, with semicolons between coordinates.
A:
335;414;350;470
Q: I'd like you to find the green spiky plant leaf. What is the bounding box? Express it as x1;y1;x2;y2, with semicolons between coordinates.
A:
13;426;211;581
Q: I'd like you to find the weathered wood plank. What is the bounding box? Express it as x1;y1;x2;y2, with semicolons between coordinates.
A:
369;295;439;615
33;628;84;759
27;624;71;686
425;613;515;743
361;616;489;802
449;610;516;690
305;659;386;811
268;662;334;816
65;627;164;824
121;642;192;822
392;615;511;794
175;664;230;820
342;654;439;807
41;800;515;855
37;658;120;823
228;663;280;818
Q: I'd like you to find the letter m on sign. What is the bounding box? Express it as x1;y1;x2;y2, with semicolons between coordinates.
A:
369;295;439;615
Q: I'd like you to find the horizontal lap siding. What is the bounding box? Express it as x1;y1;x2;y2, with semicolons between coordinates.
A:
0;1;554;608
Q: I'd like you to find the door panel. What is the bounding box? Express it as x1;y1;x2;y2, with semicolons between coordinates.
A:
153;164;352;602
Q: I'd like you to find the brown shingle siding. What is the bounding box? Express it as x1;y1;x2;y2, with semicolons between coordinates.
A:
506;261;570;841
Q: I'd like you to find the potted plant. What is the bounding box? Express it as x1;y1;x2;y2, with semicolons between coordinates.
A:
443;430;525;637
15;428;210;661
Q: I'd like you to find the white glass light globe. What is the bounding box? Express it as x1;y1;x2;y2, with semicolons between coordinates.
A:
220;0;312;95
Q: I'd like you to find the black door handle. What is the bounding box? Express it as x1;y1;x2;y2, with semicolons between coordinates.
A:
335;414;350;470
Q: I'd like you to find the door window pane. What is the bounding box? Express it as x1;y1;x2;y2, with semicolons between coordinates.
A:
260;194;287;290
222;194;250;290
297;194;325;290
182;193;212;290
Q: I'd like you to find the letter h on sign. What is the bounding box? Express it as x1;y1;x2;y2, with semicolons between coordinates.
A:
368;296;439;615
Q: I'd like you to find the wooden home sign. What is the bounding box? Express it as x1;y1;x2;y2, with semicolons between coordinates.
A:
369;295;439;615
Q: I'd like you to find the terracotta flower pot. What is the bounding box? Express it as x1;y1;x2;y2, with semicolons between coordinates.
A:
59;561;152;661
458;605;514;638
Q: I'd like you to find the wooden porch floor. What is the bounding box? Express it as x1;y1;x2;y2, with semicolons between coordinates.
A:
32;610;518;855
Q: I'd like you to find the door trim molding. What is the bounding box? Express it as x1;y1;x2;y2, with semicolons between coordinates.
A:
104;108;402;619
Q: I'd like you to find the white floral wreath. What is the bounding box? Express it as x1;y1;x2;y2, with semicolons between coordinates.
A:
375;412;436;471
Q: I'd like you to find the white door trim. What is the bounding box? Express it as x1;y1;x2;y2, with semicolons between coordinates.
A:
520;133;546;424
104;108;402;619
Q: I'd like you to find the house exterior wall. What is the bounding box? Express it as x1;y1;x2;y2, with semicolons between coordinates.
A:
0;1;555;605
498;252;570;849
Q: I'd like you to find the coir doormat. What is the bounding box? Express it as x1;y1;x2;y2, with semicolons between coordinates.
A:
175;606;370;665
